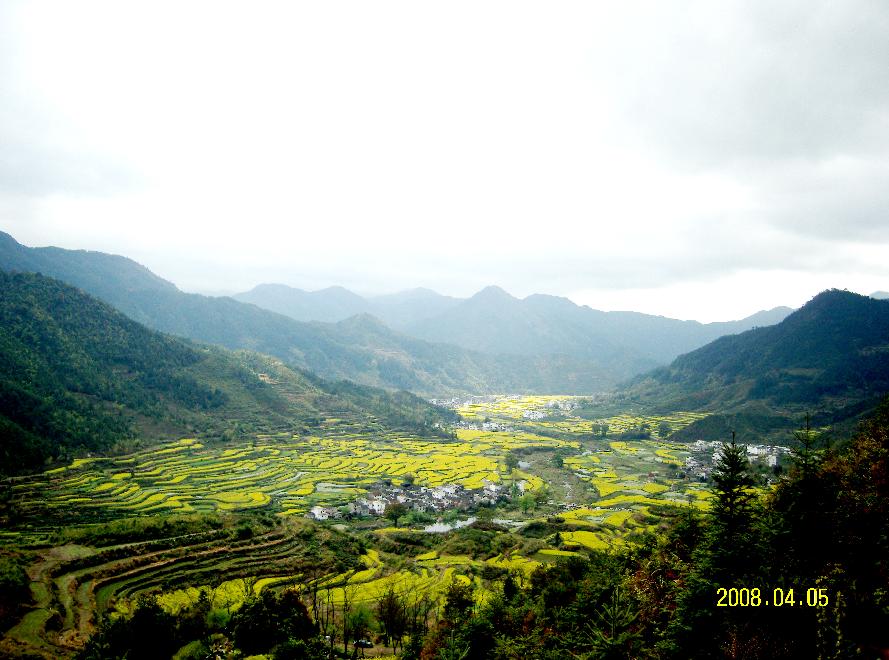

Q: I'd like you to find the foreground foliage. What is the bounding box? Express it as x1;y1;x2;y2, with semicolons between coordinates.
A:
422;401;889;659
47;400;888;659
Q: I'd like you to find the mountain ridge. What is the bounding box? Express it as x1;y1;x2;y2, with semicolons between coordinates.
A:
233;278;794;369
0;232;615;394
0;271;457;474
235;277;792;330
623;289;889;435
0;231;802;396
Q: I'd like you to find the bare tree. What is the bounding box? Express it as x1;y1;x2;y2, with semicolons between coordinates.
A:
340;582;360;657
376;586;408;653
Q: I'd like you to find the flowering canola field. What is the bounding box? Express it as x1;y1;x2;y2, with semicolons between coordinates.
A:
14;429;576;519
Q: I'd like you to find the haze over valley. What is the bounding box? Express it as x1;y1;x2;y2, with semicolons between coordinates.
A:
1;231;800;395
2;2;889;658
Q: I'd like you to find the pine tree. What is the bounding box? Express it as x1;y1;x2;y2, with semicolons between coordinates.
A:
667;433;760;656
772;414;833;578
709;432;756;580
587;585;642;659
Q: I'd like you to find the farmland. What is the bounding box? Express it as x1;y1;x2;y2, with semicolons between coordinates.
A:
8;426;578;525
1;395;723;658
454;394;708;438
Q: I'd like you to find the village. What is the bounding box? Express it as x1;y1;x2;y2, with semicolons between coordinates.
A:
683;439;792;479
307;477;508;522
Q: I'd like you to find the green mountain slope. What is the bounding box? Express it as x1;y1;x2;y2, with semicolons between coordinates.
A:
0;272;455;474
625;289;889;437
0;232;614;394
315;313;614;393
87;286;613;394
0;230;175;300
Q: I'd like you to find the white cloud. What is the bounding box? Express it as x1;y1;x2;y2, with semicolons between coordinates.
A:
2;1;887;320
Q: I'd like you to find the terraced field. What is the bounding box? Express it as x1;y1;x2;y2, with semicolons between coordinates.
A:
565;439;705;500
2;395;724;658
545;436;710;550
0;519;365;658
449;396;715;552
10;429;576;524
456;394;708;437
312;549;481;609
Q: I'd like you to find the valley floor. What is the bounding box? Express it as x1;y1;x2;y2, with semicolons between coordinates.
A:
1;394;789;658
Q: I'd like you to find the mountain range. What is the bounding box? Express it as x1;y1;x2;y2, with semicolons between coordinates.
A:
235;282;793;366
0;271;456;474
0;230;795;395
233;283;462;327
0;232;612;394
2;230;888;452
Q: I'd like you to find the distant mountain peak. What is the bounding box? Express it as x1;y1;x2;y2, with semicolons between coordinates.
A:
318;285;358;295
471;285;515;301
396;286;444;299
249;282;305;293
523;292;579;309
245;283;362;299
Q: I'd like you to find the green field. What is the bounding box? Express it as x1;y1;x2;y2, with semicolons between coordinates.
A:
2;395;722;658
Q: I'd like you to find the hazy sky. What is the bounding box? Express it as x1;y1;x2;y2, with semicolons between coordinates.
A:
2;1;888;322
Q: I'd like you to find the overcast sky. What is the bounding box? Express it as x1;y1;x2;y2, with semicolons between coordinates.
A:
2;1;888;322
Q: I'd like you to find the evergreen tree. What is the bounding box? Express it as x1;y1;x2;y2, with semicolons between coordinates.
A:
709;432;756;580
667;433;763;657
587;586;641;659
771;415;834;579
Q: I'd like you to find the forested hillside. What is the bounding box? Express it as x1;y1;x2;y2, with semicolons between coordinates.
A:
0;272;455;474
1;232;794;395
624;290;889;440
0;232;613;394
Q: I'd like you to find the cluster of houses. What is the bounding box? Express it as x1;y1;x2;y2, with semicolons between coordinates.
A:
307;479;506;522
454;418;513;432
543;399;579;412
429;395;497;409
683;440;791;479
